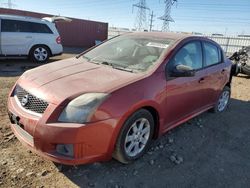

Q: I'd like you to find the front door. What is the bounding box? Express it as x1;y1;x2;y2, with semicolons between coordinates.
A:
163;41;206;129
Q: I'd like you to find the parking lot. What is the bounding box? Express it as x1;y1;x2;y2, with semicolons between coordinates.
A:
0;51;250;188
0;47;83;77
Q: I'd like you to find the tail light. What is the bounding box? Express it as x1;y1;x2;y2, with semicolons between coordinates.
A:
56;36;61;44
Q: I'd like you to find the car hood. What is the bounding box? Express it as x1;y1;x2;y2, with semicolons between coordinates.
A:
18;58;144;104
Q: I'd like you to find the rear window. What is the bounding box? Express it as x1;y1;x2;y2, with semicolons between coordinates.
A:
1;19;53;34
203;42;221;66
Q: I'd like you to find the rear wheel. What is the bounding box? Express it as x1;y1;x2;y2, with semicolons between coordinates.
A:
113;109;155;164
241;48;250;75
212;86;231;113
30;45;50;63
242;65;250;75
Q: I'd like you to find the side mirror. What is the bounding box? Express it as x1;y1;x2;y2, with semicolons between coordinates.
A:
170;64;195;77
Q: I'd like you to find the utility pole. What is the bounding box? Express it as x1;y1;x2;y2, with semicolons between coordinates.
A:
158;0;177;32
8;0;12;8
149;11;155;31
133;0;150;31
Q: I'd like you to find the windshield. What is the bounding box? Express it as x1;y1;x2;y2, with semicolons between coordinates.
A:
82;35;173;72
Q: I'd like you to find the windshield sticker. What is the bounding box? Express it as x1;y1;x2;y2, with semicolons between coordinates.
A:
146;42;169;49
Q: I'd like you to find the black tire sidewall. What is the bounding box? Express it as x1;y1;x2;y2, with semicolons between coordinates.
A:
242;65;250;75
30;45;50;63
231;63;239;76
116;109;155;162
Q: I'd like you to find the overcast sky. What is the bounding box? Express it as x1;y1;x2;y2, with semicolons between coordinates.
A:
2;0;250;35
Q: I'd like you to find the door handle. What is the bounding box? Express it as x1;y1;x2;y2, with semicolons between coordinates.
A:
26;36;32;39
221;69;226;74
199;77;205;83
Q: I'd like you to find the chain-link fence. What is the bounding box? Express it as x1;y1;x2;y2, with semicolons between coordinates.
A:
108;28;250;56
206;35;250;56
108;27;131;39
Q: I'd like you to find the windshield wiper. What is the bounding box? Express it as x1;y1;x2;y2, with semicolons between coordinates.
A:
101;61;112;66
111;65;135;73
98;61;135;73
79;57;140;73
81;55;91;62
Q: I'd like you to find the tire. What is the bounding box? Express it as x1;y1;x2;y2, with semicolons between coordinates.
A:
242;65;250;76
29;45;50;63
231;63;239;76
113;109;155;164
211;86;231;113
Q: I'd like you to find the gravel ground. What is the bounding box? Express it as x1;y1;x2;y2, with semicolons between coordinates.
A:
0;56;250;188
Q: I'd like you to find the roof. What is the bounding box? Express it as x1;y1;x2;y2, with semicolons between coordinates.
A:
0;14;47;23
127;31;193;41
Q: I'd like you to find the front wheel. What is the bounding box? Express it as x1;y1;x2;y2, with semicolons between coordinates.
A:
30;45;50;63
212;86;231;113
113;109;155;164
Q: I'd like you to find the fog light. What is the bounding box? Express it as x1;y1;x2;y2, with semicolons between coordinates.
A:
56;144;74;157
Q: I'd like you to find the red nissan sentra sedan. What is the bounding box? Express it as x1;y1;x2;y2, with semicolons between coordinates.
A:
8;32;232;165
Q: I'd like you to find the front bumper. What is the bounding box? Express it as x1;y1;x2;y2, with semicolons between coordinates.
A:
8;95;119;165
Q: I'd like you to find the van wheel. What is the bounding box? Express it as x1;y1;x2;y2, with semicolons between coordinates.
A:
30;45;50;63
113;109;154;164
212;86;231;113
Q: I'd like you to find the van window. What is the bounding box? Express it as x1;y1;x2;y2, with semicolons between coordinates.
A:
30;22;53;33
1;19;53;34
203;42;221;66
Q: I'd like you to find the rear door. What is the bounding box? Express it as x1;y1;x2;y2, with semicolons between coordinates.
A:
164;41;206;128
1;19;34;55
201;41;228;105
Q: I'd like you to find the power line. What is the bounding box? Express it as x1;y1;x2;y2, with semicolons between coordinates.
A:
54;0;129;8
132;0;150;31
178;2;249;7
158;0;177;31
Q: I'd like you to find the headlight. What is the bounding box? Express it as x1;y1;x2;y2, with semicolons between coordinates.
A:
58;93;109;123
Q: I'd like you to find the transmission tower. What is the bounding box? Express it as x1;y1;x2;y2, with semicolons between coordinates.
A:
8;0;12;8
133;0;150;31
158;0;177;31
1;0;15;8
149;11;155;31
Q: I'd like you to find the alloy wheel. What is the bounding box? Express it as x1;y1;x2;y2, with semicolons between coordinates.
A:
124;118;150;157
217;90;230;112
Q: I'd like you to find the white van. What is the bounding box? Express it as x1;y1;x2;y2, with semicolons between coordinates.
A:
0;14;64;63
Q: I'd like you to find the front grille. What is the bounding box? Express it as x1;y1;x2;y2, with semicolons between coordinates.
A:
15;85;49;114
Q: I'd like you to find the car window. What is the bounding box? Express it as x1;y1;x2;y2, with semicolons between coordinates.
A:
1;19;19;32
169;41;203;70
1;19;53;34
203;42;220;66
30;22;53;33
